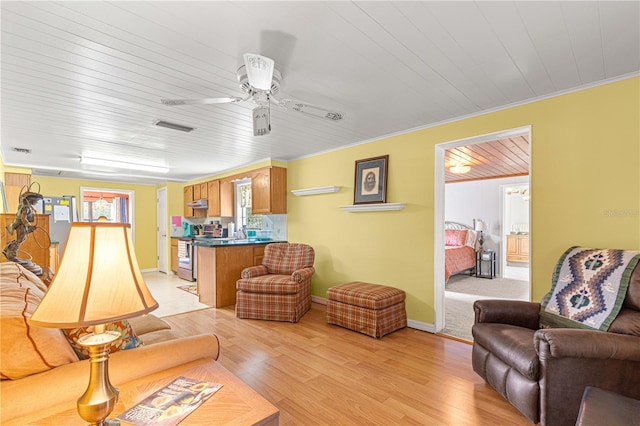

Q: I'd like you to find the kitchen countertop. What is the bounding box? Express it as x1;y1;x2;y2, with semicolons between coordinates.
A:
191;238;284;247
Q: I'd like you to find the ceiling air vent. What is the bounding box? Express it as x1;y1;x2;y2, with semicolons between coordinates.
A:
154;120;195;132
12;147;32;154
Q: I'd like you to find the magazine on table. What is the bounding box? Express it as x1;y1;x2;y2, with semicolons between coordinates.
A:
117;376;223;425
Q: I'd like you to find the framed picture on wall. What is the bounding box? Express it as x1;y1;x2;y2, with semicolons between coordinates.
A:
353;155;389;204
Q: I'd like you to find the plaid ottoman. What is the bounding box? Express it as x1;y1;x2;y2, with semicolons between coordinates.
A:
326;282;407;338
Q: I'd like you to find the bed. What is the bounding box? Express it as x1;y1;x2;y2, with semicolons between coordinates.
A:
444;222;477;282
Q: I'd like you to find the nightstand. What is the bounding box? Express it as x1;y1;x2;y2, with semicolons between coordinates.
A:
476;250;496;279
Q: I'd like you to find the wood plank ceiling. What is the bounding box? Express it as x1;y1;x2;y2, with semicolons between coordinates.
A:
445;135;530;183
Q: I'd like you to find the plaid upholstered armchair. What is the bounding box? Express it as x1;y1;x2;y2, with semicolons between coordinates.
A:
235;243;315;322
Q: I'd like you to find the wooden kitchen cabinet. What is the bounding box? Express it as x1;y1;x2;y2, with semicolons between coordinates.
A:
1;213;50;270
192;183;201;201
220;181;234;217
506;234;530;262
207;180;221;217
192;182;207;200
253;244;266;266
206;180;233;218
197;245;252;308
184;185;194;217
251;166;287;214
196;243;269;308
184;185;206;218
171;238;179;274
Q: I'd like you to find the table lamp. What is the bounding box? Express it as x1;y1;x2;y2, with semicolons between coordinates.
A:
475;219;487;251
30;222;158;425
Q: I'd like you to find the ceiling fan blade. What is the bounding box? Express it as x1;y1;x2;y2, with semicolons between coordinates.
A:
277;98;345;121
161;96;242;106
243;53;275;92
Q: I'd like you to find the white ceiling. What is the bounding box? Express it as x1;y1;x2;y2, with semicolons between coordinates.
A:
1;1;638;185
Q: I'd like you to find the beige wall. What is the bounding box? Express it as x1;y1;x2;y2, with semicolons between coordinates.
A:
287;76;640;324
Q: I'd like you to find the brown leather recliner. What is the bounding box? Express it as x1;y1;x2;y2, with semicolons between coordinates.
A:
472;260;640;426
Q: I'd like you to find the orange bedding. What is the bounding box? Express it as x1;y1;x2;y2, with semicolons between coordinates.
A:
445;245;476;282
444;229;476;282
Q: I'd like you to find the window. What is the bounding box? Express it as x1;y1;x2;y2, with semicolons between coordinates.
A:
80;188;133;225
235;179;262;230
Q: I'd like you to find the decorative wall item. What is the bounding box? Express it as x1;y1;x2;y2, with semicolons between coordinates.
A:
354;155;389;204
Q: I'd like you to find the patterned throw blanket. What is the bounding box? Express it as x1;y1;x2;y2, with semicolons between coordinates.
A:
540;247;640;330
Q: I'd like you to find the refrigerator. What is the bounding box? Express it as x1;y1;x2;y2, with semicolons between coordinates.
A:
35;196;78;255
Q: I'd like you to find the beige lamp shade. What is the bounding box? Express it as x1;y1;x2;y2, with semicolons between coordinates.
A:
475;220;487;231
30;222;158;328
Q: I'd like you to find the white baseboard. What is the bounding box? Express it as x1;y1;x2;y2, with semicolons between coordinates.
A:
407;319;435;333
141;268;159;273
312;295;328;305
312;295;435;333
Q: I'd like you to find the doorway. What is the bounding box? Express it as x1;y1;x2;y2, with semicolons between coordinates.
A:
79;187;133;226
434;126;532;337
502;184;530;280
157;187;168;274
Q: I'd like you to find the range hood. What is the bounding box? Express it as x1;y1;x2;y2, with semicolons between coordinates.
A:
186;199;208;209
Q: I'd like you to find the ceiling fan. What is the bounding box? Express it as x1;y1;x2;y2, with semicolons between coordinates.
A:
161;53;345;136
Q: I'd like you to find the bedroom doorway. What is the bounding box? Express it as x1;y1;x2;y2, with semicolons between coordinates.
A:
502;184;530;280
434;126;531;340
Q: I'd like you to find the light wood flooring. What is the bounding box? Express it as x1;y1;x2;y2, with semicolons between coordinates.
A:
161;303;529;425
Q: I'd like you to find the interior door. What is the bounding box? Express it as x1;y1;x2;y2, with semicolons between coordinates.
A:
157;187;168;273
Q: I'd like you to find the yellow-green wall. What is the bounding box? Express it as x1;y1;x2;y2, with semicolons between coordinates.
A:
287;76;640;324
33;177;159;269
3;78;638;326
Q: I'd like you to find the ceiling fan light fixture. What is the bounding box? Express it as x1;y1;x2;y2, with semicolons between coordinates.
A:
450;164;471;174
252;105;271;136
81;156;169;173
243;53;275;92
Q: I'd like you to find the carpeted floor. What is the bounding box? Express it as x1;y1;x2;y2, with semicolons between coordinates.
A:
442;275;530;342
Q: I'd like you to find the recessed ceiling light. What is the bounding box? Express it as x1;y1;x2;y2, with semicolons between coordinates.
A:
450;164;471;174
81;156;169;173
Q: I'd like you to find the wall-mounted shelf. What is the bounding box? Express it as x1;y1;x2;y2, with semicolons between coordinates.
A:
340;203;405;212
291;186;340;196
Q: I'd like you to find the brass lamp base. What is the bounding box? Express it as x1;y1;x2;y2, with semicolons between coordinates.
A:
77;329;122;426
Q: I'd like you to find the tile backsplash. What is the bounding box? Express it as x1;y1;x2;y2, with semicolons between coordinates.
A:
183;214;287;241
261;214;287;241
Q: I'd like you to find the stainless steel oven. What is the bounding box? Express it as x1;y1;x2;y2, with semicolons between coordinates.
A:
177;238;196;281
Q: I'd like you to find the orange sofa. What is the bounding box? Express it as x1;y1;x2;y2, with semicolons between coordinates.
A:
0;262;220;423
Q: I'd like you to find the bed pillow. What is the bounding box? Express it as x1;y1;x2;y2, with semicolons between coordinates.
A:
445;230;468;246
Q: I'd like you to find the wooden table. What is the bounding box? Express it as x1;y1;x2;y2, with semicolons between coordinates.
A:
5;359;279;425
